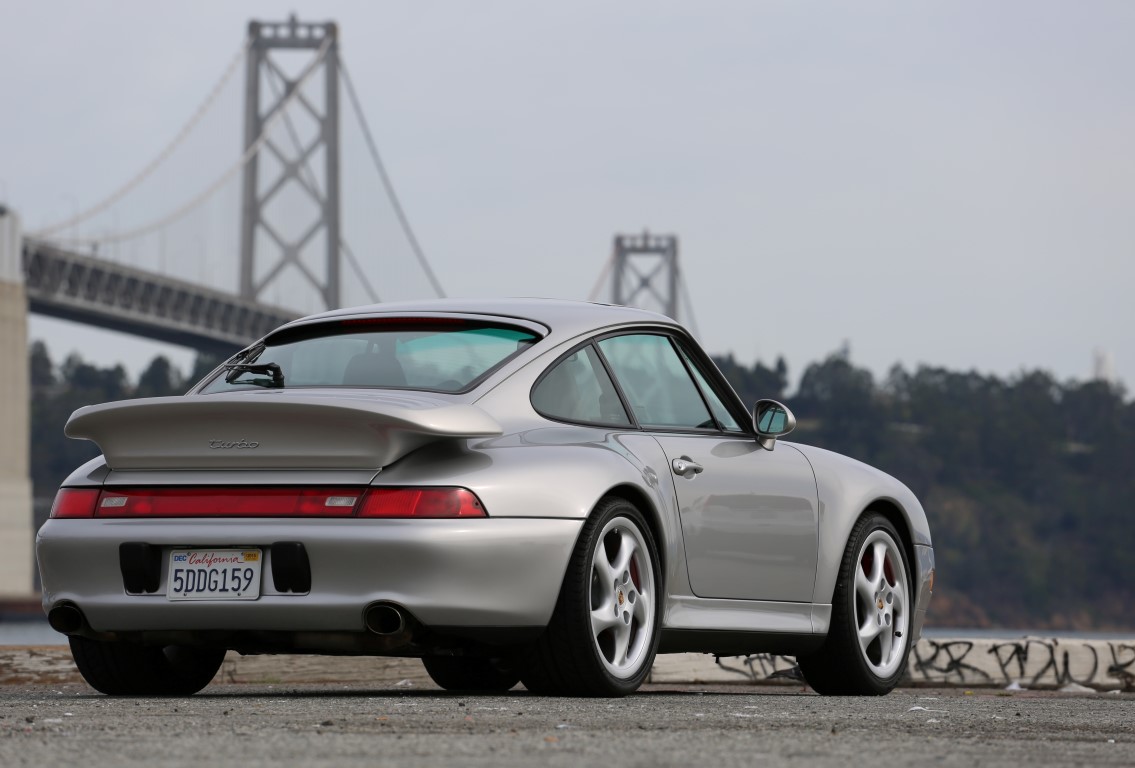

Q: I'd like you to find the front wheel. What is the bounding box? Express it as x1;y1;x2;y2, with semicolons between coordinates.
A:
521;497;662;697
798;513;913;695
69;636;225;696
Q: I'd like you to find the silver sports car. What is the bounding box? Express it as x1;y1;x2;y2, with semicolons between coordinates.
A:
37;299;934;697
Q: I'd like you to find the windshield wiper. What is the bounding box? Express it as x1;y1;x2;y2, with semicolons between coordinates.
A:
223;362;285;388
230;342;265;364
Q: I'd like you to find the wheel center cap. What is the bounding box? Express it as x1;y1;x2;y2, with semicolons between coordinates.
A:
617;590;625;606
877;598;884;610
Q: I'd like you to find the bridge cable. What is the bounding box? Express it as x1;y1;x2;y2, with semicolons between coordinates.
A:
263;65;380;304
30;40;250;238
41;37;333;247
338;240;380;304
339;60;446;298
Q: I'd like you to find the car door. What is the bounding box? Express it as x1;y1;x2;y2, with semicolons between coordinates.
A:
596;333;818;603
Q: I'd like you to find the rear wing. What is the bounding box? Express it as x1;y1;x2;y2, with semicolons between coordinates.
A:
65;392;503;471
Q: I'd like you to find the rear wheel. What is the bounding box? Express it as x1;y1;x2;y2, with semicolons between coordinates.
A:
798;512;912;695
520;497;661;697
69;636;225;696
422;656;520;692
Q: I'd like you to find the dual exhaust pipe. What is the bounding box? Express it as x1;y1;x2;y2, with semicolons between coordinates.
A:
49;600;414;645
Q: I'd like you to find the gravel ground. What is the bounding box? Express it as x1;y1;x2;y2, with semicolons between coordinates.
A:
0;682;1131;768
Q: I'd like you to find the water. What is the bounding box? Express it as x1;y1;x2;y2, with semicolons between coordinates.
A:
0;620;66;646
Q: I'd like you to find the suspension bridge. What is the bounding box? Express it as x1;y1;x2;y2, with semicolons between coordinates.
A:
0;16;697;597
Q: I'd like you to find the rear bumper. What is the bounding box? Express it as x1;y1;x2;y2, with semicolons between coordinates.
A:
36;517;581;634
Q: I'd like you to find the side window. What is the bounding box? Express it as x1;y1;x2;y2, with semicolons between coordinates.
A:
678;347;743;432
531;345;631;427
597;334;713;430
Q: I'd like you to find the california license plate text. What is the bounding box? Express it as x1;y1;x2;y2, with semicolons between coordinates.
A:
167;549;261;601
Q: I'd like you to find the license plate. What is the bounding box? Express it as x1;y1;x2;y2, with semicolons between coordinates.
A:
167;549;262;601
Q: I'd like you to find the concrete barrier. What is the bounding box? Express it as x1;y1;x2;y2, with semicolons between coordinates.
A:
650;636;1135;691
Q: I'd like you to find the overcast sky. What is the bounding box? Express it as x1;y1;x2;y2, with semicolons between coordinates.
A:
2;1;1133;392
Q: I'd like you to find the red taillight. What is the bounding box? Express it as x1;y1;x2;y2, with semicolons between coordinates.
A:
49;488;100;518
47;486;487;519
357;488;486;518
92;488;363;518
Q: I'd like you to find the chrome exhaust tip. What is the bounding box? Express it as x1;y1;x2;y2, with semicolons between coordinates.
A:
364;603;407;636
47;603;84;634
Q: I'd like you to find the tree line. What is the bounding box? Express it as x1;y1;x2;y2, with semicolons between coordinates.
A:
718;350;1134;630
28;341;1135;630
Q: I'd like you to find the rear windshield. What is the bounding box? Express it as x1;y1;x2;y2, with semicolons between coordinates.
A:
200;319;540;393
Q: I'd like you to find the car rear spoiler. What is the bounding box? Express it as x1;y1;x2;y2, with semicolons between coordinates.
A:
65;392;503;471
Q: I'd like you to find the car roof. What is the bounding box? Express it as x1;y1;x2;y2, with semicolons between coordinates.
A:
283;298;682;341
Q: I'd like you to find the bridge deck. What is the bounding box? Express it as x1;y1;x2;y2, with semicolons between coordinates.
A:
23;240;298;356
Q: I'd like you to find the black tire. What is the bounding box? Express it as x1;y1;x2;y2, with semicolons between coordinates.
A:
69;636;225;696
422;656;521;692
520;496;662;697
798;512;913;695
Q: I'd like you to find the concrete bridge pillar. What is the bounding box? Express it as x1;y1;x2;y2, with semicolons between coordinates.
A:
0;207;34;597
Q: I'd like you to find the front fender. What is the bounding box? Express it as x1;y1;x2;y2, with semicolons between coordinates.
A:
790;443;933;614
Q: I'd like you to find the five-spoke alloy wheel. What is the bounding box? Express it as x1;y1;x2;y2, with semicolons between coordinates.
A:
798;512;913;695
588;514;656;679
521;496;661;697
853;528;910;679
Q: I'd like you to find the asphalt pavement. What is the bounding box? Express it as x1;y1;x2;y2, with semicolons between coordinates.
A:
0;682;1131;768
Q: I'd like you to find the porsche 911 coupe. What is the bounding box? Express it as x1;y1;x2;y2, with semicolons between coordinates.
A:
37;298;934;697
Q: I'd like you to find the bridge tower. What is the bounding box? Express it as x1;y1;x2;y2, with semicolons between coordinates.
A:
0;207;34;596
612;232;680;320
240;16;342;309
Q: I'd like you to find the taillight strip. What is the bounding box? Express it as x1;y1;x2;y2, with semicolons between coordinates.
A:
48;486;488;519
48;488;101;519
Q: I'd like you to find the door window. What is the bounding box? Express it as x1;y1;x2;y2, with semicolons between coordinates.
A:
597;334;713;430
678;347;743;432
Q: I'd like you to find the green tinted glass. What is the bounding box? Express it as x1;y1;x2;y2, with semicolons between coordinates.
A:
201;323;537;393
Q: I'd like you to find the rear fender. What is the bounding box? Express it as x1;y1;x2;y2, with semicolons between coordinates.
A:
377;428;679;596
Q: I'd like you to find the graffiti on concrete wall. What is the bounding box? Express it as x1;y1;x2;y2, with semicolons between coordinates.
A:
712;653;800;683
910;640;993;685
704;638;1135;690
1107;643;1135;690
909;637;1135;690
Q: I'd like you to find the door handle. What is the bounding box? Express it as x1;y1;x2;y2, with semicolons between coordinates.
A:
671;457;704;477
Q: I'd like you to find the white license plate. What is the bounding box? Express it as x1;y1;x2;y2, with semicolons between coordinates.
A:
167;549;262;601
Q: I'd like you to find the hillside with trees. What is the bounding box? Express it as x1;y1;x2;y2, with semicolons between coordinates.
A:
717;350;1134;630
28;341;1135;630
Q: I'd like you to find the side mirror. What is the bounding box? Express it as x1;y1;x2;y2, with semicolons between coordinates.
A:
753;399;796;451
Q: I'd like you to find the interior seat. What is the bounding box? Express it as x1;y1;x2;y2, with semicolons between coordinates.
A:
342;353;406;387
